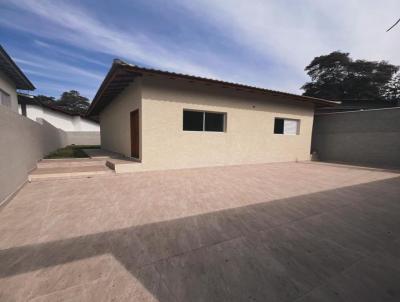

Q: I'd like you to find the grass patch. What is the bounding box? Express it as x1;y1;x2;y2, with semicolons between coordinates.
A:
45;145;100;159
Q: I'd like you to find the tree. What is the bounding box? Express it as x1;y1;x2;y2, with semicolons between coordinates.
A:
56;90;90;114
302;51;399;101
34;90;90;115
35;95;56;106
381;73;400;102
387;18;400;32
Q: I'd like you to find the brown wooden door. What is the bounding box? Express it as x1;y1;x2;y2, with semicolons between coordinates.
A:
130;110;139;158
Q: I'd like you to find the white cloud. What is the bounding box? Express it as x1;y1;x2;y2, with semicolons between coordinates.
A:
14;55;103;81
12;54;103;98
31;79;96;99
2;0;399;96
33;40;109;67
1;0;219;78
180;0;400;91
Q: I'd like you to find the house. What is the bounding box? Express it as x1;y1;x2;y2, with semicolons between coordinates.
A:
18;94;100;132
0;45;35;112
87;59;335;172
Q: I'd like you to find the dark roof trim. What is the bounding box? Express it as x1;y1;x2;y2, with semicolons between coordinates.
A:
0;45;35;90
18;94;98;123
87;59;338;116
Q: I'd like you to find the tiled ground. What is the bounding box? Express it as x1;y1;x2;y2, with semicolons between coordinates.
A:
0;162;399;301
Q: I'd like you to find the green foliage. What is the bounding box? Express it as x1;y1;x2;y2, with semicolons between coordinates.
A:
57;90;90;114
302;51;399;101
45;145;100;159
36;90;90;115
381;73;400;102
35;94;55;105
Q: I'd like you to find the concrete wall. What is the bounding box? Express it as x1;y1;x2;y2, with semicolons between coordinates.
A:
0;106;100;205
0;106;62;204
99;74;315;171
0;70;18;112
100;78;142;157
20;104;100;132
62;131;100;146
312;108;400;168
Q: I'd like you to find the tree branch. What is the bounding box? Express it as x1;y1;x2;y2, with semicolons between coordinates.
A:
387;18;400;32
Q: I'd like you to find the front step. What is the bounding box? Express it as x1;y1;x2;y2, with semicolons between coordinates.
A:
37;158;106;169
29;165;114;182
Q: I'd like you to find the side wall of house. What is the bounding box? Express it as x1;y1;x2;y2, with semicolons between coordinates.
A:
139;75;315;170
0;70;18;112
312;108;400;168
99;78;142;157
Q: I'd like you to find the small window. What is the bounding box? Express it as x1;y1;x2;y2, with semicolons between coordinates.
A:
274;118;300;135
205;112;224;132
183;110;203;131
183;110;225;132
0;90;11;108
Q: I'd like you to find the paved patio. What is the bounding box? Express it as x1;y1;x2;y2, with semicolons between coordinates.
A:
1;162;399;301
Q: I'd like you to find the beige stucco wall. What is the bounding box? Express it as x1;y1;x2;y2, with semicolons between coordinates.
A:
99;74;315;171
99;78;142;157
0;70;18;112
140;75;315;170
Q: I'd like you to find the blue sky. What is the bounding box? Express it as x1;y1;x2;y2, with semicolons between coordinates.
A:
1;0;399;100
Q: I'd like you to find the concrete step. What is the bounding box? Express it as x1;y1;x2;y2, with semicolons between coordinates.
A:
106;158;141;173
29;165;114;182
38;158;106;168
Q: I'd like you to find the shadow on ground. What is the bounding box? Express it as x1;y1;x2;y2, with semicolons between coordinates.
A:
1;177;400;301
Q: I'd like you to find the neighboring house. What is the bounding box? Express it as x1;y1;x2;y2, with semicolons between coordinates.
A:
87;59;335;171
18;94;99;132
316;99;400;114
0;45;35;112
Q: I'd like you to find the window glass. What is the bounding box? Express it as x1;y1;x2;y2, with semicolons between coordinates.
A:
0;90;11;108
283;119;299;135
205;112;224;132
274;118;300;135
274;118;284;134
183;110;204;131
183;110;226;132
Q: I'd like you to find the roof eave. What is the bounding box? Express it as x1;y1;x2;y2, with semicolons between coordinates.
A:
0;46;35;90
88;59;337;116
87;61;141;116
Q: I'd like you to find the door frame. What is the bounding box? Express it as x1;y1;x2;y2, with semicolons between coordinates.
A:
130;109;140;159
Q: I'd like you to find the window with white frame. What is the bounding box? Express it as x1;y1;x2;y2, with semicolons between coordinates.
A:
0;89;11;108
274;118;300;135
183;110;226;132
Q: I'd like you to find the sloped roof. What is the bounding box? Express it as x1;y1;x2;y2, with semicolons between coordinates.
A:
87;59;337;116
18;94;98;123
0;45;35;90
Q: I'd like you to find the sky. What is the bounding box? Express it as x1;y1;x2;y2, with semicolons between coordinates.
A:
1;0;399;100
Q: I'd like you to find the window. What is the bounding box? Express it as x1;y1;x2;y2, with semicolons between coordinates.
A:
205;112;225;132
183;110;204;131
0;89;11;108
274;118;300;135
183;110;225;132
